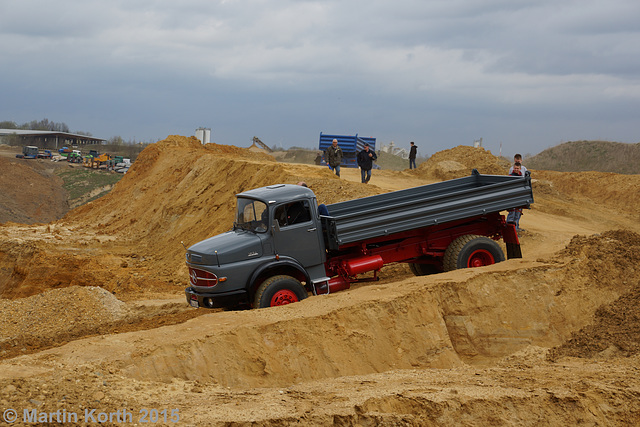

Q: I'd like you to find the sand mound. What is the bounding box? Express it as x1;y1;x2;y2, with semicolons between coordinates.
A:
415;145;510;180
533;170;640;217
0;156;69;224
0;286;125;350
548;230;640;359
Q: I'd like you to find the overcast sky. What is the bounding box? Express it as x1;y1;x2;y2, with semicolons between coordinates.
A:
2;0;639;157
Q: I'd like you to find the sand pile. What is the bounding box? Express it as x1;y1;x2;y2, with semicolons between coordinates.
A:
415;145;511;180
0;286;125;351
533;170;640;217
548;230;640;359
0;156;69;224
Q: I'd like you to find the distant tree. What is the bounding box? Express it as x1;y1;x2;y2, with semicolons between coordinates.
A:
20;118;70;132
0;121;18;129
108;136;124;146
75;131;93;137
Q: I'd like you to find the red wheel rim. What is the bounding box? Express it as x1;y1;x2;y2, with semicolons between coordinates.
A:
467;249;495;268
270;289;299;306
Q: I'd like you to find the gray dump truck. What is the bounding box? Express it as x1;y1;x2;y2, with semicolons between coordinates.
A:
185;170;533;309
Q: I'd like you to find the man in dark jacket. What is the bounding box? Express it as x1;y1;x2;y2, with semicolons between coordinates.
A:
357;143;378;183
409;141;417;169
325;139;343;177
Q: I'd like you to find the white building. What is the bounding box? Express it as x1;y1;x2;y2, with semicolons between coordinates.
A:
380;141;409;159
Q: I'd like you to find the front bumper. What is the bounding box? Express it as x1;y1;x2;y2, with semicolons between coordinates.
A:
185;286;249;309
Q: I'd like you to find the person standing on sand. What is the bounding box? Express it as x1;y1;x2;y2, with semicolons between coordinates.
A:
409;141;417;169
357;143;377;184
507;162;524;232
325;139;343;177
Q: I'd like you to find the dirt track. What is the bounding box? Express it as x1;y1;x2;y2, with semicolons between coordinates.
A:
1;136;640;425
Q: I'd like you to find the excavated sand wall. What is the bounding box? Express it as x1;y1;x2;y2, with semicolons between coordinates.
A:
121;290;461;388
117;253;630;388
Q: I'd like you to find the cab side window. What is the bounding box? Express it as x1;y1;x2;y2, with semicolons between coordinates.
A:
274;201;311;227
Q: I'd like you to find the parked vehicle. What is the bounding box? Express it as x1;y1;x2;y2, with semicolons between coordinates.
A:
67;152;83;163
58;147;72;157
83;153;112;169
37;150;53;159
318;132;376;168
114;162;130;173
184;170;534;310
106;157;131;171
15;146;39;159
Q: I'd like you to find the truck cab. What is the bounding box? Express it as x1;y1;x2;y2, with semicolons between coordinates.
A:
185;184;328;309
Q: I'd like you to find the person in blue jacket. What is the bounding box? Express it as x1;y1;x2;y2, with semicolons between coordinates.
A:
357;143;378;184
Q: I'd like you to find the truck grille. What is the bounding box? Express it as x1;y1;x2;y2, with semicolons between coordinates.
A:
189;268;218;287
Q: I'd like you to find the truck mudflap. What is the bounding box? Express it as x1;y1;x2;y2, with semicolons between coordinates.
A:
185;286;248;309
503;223;522;259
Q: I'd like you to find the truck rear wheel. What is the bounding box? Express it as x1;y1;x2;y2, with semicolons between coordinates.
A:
408;261;440;276
443;235;505;272
253;275;308;309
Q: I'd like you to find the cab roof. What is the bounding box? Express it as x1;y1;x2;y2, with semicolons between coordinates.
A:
236;184;315;204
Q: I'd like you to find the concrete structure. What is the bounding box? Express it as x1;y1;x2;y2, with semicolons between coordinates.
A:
195;127;211;144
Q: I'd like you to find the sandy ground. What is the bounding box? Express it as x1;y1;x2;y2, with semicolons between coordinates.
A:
1;137;640;425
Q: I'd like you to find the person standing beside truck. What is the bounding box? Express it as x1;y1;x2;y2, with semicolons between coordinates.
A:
508;153;528;175
506;162;524;232
325;139;343;177
357;143;378;183
409;141;417;169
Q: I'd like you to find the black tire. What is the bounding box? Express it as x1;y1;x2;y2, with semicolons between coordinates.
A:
408;261;440;276
443;235;505;272
253;275;308;309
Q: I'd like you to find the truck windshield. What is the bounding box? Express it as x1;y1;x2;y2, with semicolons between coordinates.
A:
235;198;268;233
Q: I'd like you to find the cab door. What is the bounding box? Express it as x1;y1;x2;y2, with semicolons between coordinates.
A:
272;200;325;267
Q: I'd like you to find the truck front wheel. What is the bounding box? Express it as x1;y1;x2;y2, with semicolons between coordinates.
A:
443;235;505;272
253;275;308;309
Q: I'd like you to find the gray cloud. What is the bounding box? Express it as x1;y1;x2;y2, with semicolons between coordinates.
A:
1;0;639;156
